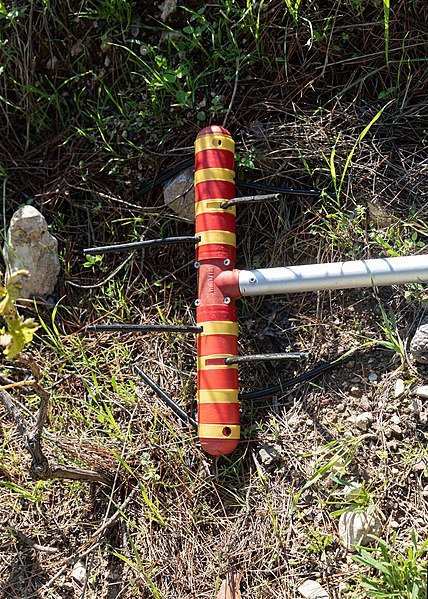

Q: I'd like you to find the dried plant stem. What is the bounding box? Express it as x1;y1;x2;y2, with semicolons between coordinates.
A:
0;385;110;484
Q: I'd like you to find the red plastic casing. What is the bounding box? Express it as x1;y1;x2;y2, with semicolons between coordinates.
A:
195;126;241;455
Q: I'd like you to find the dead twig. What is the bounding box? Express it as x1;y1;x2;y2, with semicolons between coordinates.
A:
8;527;59;554
0;384;111;485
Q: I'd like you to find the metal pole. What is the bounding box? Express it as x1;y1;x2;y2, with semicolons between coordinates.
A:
238;255;428;297
84;236;200;255
87;324;202;333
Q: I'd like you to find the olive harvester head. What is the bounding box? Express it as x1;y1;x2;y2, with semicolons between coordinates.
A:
85;126;428;458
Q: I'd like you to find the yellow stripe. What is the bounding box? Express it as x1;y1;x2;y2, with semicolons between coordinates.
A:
195;134;234;154
197;356;238;370
199;424;240;439
198;389;239;404
195;168;235;185
200;321;238;336
197;230;236;246
195;200;236;216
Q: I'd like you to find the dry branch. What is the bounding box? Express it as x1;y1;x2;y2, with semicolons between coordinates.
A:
0;385;111;485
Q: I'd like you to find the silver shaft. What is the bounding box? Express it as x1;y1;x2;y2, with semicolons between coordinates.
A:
239;255;428;296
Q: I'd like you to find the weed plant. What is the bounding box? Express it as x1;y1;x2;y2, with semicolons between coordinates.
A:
353;532;428;598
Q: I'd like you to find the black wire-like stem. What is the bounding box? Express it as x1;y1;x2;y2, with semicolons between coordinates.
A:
84;236;200;255
220;193;282;208
134;366;197;430
238;353;350;400
236;179;321;197
130;157;322;203
87;324;202;334
225;352;308;365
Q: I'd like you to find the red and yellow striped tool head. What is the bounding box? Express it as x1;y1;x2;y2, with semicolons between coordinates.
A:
195;126;240;456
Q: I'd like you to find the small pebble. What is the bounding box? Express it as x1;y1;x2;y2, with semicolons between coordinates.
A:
415;386;428;399
410;317;428;364
411;397;422;415
391;414;401;425
72;560;86;585
46;56;59;70
298;579;329;598
348;412;373;432
258;444;282;467
394;379;405;398
413;459;427;473
368;372;378;382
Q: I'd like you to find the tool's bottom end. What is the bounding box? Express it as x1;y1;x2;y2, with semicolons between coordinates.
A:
200;437;239;456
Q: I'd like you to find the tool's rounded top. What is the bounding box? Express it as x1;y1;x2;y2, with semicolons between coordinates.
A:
197;125;231;138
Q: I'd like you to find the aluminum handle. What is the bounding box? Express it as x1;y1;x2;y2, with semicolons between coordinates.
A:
239;255;428;296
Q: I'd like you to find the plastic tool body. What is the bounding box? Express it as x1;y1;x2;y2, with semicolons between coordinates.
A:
195;126;240;455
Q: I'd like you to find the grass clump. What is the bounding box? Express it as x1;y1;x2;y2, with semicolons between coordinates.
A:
353;532;428;598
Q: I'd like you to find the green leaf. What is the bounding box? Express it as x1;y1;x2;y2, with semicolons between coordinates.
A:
3;316;39;359
6;269;29;301
353;549;391;575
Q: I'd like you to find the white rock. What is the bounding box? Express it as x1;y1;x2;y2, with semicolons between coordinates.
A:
338;509;382;551
72;560;86;585
410;317;428;364
163;167;195;221
3;206;60;298
415;386;428;399
298;579;329;598
394;378;405;398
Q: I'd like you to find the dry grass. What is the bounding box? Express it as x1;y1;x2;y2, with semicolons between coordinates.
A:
1;1;428;597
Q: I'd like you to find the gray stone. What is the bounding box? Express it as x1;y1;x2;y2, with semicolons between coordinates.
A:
410;317;428;364
163;167;195;221
338;509;382;551
3;206;60;298
258;443;282;467
347;412;373;432
159;0;177;21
